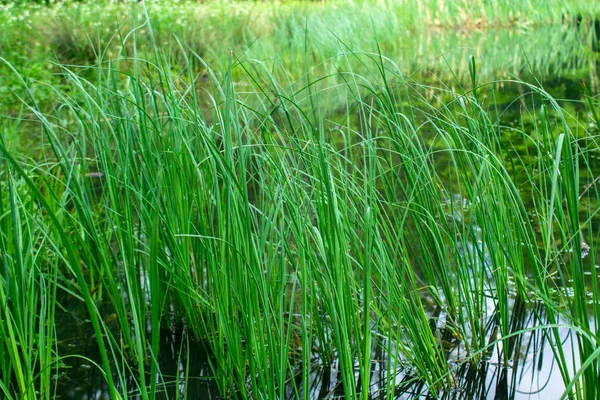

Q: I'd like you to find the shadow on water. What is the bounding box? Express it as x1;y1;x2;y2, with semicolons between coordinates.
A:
48;20;600;400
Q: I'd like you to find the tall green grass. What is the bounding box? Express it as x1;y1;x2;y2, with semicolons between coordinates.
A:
1;9;600;400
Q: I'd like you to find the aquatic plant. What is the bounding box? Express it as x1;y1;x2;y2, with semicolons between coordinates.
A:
1;3;600;400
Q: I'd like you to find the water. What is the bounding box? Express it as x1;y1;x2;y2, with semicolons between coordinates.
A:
48;21;600;399
53;293;585;399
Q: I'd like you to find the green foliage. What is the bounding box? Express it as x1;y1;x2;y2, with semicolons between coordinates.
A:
1;1;600;399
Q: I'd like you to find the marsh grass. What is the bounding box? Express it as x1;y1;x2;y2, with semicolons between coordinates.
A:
1;6;600;400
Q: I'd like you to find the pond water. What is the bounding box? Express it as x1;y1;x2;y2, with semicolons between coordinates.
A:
53;284;589;399
51;21;600;399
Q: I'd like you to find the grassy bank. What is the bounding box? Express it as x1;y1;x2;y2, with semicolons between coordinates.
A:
1;0;600;115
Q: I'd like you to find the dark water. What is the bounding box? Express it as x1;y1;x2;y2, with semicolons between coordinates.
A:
51;22;600;399
53;291;583;399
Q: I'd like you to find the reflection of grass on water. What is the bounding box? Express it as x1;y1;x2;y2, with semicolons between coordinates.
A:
2;4;600;400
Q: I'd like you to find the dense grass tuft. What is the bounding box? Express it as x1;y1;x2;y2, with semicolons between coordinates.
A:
2;2;600;399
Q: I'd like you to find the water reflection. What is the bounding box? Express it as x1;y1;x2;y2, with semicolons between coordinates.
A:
281;298;578;399
54;298;585;399
55;315;219;399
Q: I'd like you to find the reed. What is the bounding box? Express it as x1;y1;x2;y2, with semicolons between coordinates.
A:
1;3;600;399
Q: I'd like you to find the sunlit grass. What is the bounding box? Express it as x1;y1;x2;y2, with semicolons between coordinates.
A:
1;3;600;400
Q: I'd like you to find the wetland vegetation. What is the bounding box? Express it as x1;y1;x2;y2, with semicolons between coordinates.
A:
2;1;600;399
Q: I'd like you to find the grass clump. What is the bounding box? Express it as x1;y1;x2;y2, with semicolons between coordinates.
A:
1;3;600;400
